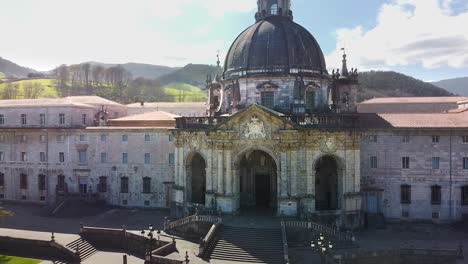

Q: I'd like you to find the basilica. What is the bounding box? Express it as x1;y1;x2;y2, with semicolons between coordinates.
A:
0;0;467;229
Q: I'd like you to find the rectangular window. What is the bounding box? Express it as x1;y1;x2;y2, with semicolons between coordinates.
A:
98;176;107;193
0;135;4;142
260;91;275;109
120;177;129;193
40;152;47;162
59;152;65;163
432;157;440;170
40;114;46;125
20;135;27;143
101;152;107;163
369;135;378;142
144;134;151;141
432;135;440;143
78;150;87;164
82;114;87;125
370;156;378;169
464;157;468;170
38;174;46;191
0;114;4;125
144;153;151;164
122;153;128;164
39;135;46;143
402;157;410;169
101;134;107;141
401;185;411;204
168;153;175;165
21;114;27;125
463;136;468;144
57;135;65;143
169;135;174;142
122;135;128;142
21;152;27;162
306;91;316;111
143;177;151;193
59;113;65;125
0;173;4;187
0;152;4;161
402;135;410;143
431;185;441;205
462;186;468;205
20;174;28;189
79;135;86;141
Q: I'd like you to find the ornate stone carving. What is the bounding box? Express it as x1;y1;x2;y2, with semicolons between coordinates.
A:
243;115;267;140
321;136;337;153
187;133;206;150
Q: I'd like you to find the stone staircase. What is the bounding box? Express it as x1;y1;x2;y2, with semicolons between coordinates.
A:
208;226;285;264
66;237;98;261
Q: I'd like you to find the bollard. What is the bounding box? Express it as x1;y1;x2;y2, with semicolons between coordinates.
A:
123;254;127;264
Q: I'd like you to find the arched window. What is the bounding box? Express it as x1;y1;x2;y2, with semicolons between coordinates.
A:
270;3;278;15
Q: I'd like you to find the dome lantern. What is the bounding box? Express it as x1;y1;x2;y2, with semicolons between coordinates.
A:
255;0;293;21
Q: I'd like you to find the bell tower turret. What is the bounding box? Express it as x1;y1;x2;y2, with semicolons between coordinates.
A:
255;0;293;21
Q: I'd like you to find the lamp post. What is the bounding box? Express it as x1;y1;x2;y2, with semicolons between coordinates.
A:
311;233;333;264
141;224;156;264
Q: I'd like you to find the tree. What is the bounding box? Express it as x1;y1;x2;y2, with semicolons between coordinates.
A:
24;82;45;99
91;65;104;87
2;83;19;99
81;63;91;95
0;207;12;223
55;64;69;96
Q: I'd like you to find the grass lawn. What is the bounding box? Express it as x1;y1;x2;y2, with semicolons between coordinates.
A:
163;82;207;102
0;255;40;264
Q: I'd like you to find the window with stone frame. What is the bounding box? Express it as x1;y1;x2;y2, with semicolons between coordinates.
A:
144;134;151;141
40;113;46;125
59;113;65;125
463;136;468;144
122;135;128;142
142;177;151;193
57;175;65;191
432;135;440;143
431;185;442;205
305;91;316;111
0;135;5;142
38;174;46;191
462;186;468;205
120;177;129;193
20;173;28;189
59;152;65;163
464;157;468;170
101;134;107;141
122;153;128;164
39;135;47;143
21;114;27;125
144;153;151;164
82;114;87;125
101;152;107;163
0;173;4;187
370;156;378;169
40;152;47;162
78;150;87;164
401;184;411;204
0;114;4;125
270;3;278;15
0;151;4;161
402;135;410;143
260;91;275;109
168;153;175;165
98;176;107;193
402;157;410;169
432;157;440;170
21;152;27;162
369;135;378;142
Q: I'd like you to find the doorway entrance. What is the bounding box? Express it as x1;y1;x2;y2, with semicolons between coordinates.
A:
238;150;277;214
188;153;206;205
315;155;340;211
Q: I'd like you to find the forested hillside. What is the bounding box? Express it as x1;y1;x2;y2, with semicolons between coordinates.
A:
432;77;468;96
0;57;36;78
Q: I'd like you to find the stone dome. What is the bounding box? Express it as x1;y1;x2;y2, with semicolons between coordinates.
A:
223;16;327;80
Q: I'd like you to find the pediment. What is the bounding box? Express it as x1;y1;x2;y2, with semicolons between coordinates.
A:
215;105;297;138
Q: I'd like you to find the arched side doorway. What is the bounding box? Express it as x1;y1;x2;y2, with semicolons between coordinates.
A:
238;150;278;214
315;155;341;211
186;153;206;205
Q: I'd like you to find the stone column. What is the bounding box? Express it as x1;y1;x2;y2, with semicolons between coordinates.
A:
225;144;233;195
290;144;298;197
206;145;213;192
280;144;289;197
178;148;185;187
306;148;314;195
174;139;182;187
217;143;224;194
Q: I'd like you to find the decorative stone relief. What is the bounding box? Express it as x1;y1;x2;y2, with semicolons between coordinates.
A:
242;115;267;140
187;133;206;150
321;136;337;153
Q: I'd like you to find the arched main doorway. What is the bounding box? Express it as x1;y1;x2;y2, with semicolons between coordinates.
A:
187;153;206;205
315;155;340;211
238;150;278;214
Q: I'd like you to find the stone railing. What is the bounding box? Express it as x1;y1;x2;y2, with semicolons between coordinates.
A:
280;220;290;264
164;214;221;232
283;220;355;247
198;223;221;257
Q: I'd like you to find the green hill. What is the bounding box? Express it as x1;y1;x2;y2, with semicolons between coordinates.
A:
162;82;207;102
85;61;177;79
156;64;218;86
432;77;468;96
0;79;58;99
0;57;36;78
358;71;451;102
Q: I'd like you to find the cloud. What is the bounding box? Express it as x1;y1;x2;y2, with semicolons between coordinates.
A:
326;0;468;71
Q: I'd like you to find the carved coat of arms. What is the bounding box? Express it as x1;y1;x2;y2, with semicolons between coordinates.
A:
243;116;266;140
321;137;337;153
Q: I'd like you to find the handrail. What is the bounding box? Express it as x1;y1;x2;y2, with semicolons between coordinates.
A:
283;220;353;243
198;223;221;257
164;214;222;232
281;220;290;264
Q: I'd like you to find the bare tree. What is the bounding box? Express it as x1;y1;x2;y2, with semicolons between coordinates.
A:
81;63;91;95
2;83;19;99
55;64;69;96
91;65;104;87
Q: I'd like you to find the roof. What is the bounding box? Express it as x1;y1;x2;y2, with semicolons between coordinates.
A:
360;96;468;104
223;16;327;80
0;96;123;108
111;111;180;121
126;102;205;109
361;111;468;129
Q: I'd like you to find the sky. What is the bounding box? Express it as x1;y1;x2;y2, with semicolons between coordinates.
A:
1;0;468;82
